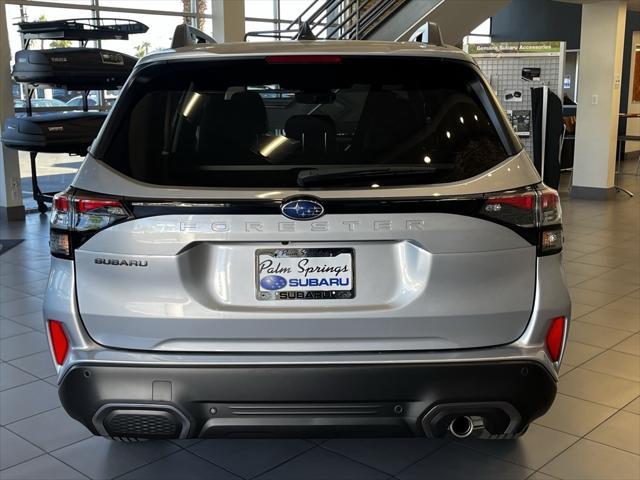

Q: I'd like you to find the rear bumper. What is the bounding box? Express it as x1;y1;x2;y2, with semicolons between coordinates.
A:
59;360;556;439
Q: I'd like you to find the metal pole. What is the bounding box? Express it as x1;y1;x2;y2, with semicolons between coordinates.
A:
274;0;281;40
541;85;548;183
93;0;105;110
356;0;360;39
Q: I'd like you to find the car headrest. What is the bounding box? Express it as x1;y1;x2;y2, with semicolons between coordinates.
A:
230;91;267;135
284;114;336;154
354;90;426;154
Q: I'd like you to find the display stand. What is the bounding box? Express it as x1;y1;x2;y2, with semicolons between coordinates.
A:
467;41;566;159
531;86;563;189
615;113;638;198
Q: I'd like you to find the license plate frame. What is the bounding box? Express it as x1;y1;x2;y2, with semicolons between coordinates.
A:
255;247;355;301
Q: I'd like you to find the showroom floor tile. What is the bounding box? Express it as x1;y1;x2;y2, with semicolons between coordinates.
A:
0;169;638;479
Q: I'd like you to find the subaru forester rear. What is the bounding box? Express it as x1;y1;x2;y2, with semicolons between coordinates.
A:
44;40;570;441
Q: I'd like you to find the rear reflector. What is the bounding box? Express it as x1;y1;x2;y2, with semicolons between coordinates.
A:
48;320;69;365
546;316;566;363
265;55;342;64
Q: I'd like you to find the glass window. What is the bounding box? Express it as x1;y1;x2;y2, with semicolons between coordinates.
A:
97;0;185;13
464;18;492;46
279;0;315;22
245;20;277;41
245;0;276;19
98;56;514;189
29;0;92;3
98;10;187;57
471;18;491;36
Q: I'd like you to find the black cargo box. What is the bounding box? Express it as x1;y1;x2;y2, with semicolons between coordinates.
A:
12;48;136;90
1;112;107;154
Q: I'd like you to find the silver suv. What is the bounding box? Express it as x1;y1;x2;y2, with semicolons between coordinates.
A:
44;39;570;441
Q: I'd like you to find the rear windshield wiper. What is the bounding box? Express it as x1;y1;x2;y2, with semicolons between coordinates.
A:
297;166;440;187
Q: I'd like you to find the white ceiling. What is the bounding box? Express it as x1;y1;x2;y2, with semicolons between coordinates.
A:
553;0;640;12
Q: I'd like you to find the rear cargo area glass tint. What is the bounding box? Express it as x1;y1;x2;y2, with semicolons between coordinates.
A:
99;57;514;188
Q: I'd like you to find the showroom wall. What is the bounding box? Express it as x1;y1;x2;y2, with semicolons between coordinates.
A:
491;0;582;49
492;0;640;121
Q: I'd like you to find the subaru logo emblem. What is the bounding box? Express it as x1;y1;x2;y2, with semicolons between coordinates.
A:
281;198;324;220
260;275;287;290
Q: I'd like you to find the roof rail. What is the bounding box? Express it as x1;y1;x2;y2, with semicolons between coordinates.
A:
408;22;443;47
171;24;216;49
294;21;317;41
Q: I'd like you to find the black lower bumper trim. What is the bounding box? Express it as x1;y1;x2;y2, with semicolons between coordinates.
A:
58;360;556;439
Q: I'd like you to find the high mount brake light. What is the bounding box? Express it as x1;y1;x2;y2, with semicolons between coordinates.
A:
265;55;342;64
482;186;562;256
50;190;130;259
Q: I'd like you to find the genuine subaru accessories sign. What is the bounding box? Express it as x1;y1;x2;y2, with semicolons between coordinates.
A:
256;248;354;300
280;198;324;220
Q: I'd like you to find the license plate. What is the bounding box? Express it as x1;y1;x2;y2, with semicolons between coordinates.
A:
256;248;355;300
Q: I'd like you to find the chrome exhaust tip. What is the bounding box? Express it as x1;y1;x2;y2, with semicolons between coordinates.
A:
449;415;485;438
449;416;474;438
422;402;517;439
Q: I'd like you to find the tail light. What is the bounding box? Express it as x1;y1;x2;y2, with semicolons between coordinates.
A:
546;316;567;363
50;189;130;259
47;320;69;365
482;185;562;256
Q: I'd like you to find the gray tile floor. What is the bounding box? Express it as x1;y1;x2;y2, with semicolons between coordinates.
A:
0;167;638;479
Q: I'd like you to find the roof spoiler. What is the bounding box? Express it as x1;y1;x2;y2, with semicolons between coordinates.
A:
171;24;216;49
408;22;443;47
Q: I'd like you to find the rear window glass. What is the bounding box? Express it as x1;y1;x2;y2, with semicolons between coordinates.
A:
98;56;517;188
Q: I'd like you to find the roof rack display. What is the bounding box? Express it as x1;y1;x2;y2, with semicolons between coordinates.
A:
1;112;107;155
17;18;148;44
13;17;145;107
12;48;138;91
1;112;108;213
9;18;147;213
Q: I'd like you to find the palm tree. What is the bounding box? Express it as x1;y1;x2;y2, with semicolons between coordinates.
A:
49;40;72;48
182;0;207;30
134;41;151;58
